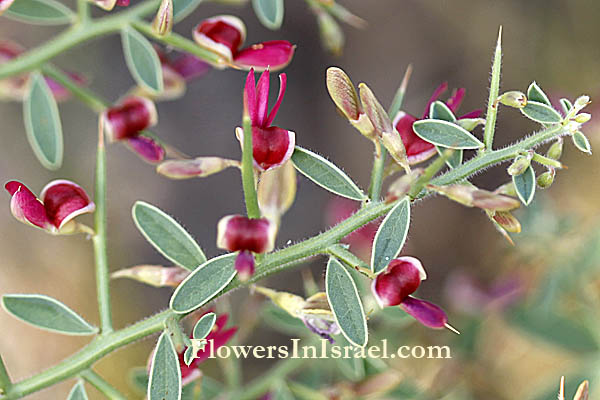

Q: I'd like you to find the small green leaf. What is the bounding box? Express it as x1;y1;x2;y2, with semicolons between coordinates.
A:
412;119;483;149
483;26;502;150
326;257;368;347
520;101;562;124
435;146;462;168
67;381;88;400
23;72;63;170
430;101;462;168
371;198;411;274
170;254;237;313
2;294;98;335
252;0;284;30
121;27;163;93
4;0;75;25
291;146;366;201
183;346;195;367
173;0;205;22
133;201;206;271
193;312;216;339
527;82;551;106
572;131;592;154
560;98;573;115
148;332;182;400
512;165;536;205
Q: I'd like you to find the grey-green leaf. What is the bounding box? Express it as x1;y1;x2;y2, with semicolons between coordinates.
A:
193;312;216;339
121;27;163;93
173;0;205;22
527;82;551;106
23;72;63;170
572;131;592;154
67;381;88;400
512;165;536;205
430;101;462;167
412;119;483;149
325;257;369;347
252;0;284;30
560;98;573;115
4;0;75;25
326;257;368;347
148;332;182;400
291;146;366;201
133;201;206;271
2;294;98;335
520;101;562;124
371;198;411;274
170;254;237;313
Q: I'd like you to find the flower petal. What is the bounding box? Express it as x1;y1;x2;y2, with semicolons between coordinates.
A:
40;180;95;230
255;69;270;128
400;296;448;329
393;111;436;164
244;69;257;124
233;41;295;72
111;265;190;287
422;82;448;119
446;88;465;113
126;136;166;164
193;15;246;61
45;72;87;102
234;250;255;281
265;73;286;127
5;181;51;230
216;215;277;253
102;96;158;141
371;257;425;308
157;157;237;179
251;126;295;171
459;109;483;119
171;54;211;81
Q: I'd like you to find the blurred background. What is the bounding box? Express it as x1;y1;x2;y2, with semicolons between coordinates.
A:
1;0;600;398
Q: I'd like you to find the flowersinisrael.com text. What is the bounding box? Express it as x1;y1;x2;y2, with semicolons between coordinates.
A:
189;339;452;360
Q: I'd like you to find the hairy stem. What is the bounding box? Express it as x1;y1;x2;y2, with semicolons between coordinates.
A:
80;369;127;400
241;116;260;219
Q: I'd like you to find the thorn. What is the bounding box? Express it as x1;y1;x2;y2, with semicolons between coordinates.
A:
558;376;565;400
445;323;460;335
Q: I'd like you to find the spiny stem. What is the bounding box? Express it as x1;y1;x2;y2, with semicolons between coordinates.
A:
80;370;127;400
241;116;260;219
0;355;11;394
94;118;113;334
483;26;503;151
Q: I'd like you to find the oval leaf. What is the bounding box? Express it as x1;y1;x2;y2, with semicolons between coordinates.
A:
67;381;89;400
430;101;462;168
291;146;366;201
121;27;164;93
512;165;536;206
148;332;182;400
412;119;483;149
193;312;216;339
520;101;562;124
252;0;284;30
326;257;368;347
133;201;206;271
173;0;204;22
560;98;573;115
170;254;237;313
371;198;411;274
23;72;63;170
4;0;75;25
2;294;97;335
572;131;592;154
527;82;551;106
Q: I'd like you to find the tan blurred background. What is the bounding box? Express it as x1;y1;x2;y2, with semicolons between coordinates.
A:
1;0;600;398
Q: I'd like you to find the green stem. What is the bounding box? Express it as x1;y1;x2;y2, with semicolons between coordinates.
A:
93;128;113;334
76;0;91;24
532;152;563;168
483;27;503;151
41;65;108;112
80;370;127;400
241;116;260;219
0;356;11;394
235;357;306;400
326;244;373;278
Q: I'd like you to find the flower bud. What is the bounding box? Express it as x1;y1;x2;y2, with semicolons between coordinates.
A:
102;96;158;141
456;118;485;131
574;113;591;123
193;15;246;62
494;181;517;197
326;67;360;121
381;130;410;172
497;91;527;108
257;160;296;221
507;154;532;176
111;265;190;287
358;83;394;135
399;296;455;331
536;168;555;189
152;0;173;36
316;8;344;56
385;169;423;202
349;113;376;139
546;138;563;160
371;257;427;308
573;95;591;111
429;184;520;211
217;215;277;254
491;210;521;233
157;157;239;179
235;250;255;281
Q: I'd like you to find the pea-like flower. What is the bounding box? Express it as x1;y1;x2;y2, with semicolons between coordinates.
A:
4;180;95;235
217;215;277;280
372;256;458;332
101;96;165;163
393;82;482;164
236;69;295;171
193;15;295;71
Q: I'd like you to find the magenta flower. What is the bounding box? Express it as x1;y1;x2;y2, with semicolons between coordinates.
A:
393;83;481;164
101;96;165;163
217;215;277;280
0;0;15;15
193;15;295;71
372;256;457;332
238;69;295;171
5;180;95;235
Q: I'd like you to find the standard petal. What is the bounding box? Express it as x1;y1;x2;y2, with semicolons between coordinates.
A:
233;41;295;72
234;250;255;281
255;69;271;127
5;181;51;230
251;126;295;171
102;96;158;141
265;73;287;126
193;15;246;61
40;180;95;230
422;82;448;119
216;215;277;253
371;257;425;308
446;88;465;113
400;296;448;329
126;136;166;163
244;69;257;124
393;111;436;164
